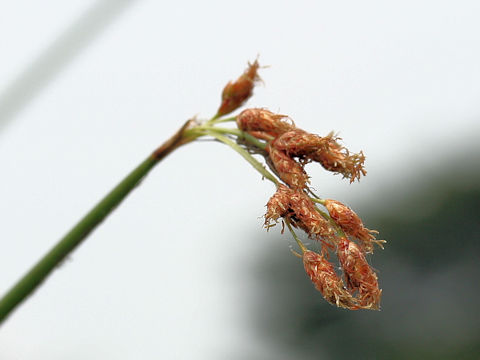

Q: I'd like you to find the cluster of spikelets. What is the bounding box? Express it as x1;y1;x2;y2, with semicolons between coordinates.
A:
215;60;385;310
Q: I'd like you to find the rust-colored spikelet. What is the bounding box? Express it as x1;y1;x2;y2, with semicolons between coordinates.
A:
337;237;382;310
272;128;326;157
325;199;384;253
264;184;290;227
264;186;333;240
217;60;260;117
266;144;309;189
289;190;334;240
312;133;366;183
237;108;295;139
288;190;332;239
303;250;359;310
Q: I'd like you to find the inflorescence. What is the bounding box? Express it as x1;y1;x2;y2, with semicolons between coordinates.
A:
0;58;388;326
196;59;385;310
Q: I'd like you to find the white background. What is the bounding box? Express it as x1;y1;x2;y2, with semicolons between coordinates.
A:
1;1;479;358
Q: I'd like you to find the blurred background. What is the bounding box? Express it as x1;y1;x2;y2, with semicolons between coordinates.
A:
0;0;479;358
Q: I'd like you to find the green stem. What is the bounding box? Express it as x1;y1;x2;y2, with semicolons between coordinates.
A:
0;120;194;324
0;117;277;325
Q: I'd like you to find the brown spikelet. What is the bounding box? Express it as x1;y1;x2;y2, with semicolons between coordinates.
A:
217;60;260;117
272;128;325;157
264;186;333;240
266;144;309;189
303;250;359;310
312;133;366;183
289;190;334;240
337;237;382;310
236;108;295;139
264;184;290;226
325;199;384;253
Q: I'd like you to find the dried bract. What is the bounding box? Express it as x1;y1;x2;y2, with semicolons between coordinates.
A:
303;250;359;310
217;60;260;117
237;108;295;139
337;238;382;310
325;199;384;253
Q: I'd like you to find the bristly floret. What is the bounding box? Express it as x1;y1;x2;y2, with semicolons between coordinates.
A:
236;108;295;140
216;60;261;117
311;132;366;183
325;199;385;253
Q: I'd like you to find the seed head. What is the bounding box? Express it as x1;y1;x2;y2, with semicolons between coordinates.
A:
303;250;359;310
237;108;295;139
217;60;261;117
325;199;384;253
312;133;366;183
337;237;382;310
266;144;309;189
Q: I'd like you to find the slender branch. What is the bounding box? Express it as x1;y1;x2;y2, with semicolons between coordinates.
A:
185;124;267;151
0;120;195;324
285;219;307;253
208;127;267;150
207;116;237;125
205;130;278;184
310;197;326;206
